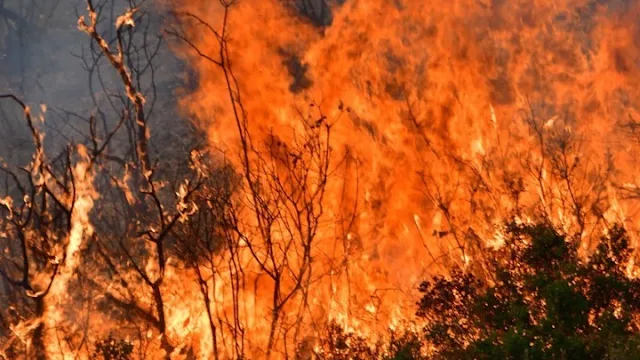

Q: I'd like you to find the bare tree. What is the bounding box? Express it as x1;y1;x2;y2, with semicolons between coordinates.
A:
0;94;96;359
1;1;213;358
169;2;337;356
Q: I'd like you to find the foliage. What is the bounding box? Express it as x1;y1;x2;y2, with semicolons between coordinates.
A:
417;222;640;359
93;335;134;360
307;321;424;360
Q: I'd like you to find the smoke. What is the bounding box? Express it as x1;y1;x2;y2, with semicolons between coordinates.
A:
0;0;194;157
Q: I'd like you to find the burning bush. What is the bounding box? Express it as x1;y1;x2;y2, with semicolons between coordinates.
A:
93;335;134;360
417;222;640;359
1;0;640;359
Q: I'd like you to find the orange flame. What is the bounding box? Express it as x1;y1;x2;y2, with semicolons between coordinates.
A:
168;0;640;356
4;0;639;358
44;144;97;358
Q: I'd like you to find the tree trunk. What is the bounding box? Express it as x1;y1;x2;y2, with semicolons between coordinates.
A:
152;283;173;359
32;297;47;360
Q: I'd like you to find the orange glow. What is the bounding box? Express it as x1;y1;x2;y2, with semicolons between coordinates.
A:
168;0;640;357
2;0;640;358
44;144;97;358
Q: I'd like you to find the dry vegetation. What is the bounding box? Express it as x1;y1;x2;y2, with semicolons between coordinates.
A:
1;0;639;359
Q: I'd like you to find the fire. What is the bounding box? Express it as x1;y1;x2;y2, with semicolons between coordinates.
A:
0;98;97;358
44;144;97;358
1;0;639;358
169;0;640;357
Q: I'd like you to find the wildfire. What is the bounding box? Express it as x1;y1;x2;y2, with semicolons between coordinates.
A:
170;0;640;357
1;0;640;358
44;144;97;358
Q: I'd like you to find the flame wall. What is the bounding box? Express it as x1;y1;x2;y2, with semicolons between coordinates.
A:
167;0;640;357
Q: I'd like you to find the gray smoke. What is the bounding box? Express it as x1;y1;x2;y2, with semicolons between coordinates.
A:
0;0;192;166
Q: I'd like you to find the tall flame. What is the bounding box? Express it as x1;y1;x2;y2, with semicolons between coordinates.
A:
168;0;640;357
44;144;96;358
4;0;640;358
